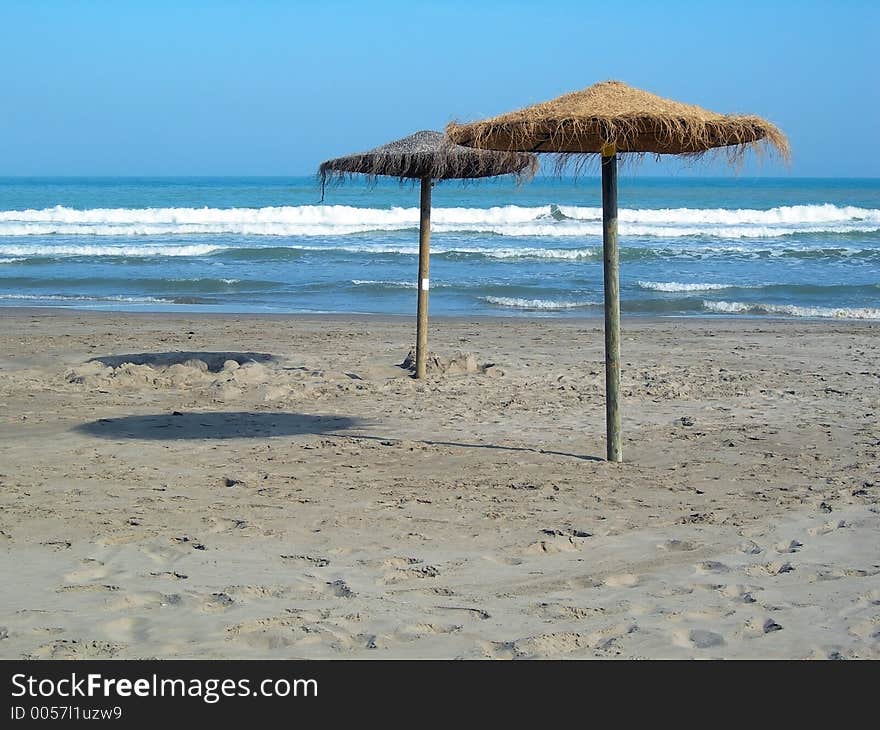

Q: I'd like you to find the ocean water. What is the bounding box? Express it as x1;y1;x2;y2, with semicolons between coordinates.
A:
1;176;878;319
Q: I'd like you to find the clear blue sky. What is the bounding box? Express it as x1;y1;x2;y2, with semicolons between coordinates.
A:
1;0;877;177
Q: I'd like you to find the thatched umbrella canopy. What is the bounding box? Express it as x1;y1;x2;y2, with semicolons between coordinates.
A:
447;80;789;161
320;129;537;185
319;131;537;379
447;81;789;462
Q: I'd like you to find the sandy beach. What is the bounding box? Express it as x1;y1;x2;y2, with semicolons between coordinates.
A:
0;309;877;659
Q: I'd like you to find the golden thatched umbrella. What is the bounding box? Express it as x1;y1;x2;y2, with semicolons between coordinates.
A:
319;130;537;378
447;81;789;461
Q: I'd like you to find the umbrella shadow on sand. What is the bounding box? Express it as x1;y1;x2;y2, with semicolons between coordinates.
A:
88;351;277;373
75;411;362;440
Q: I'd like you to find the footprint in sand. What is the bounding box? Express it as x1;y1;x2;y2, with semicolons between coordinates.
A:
262;617;358;652
40;540;72;551
747;561;794;577
326;580;357;598
808;520;847;536
649;585;694;598
604;573;639;588
29;639;123;660
378;557;420;569
808;567;849;582
103;617;152;643
57;583;120;594
327;547;354;557
527;603;604;620
691;582;724;593
672;628;725;649
149;571;188;581
361;556;441;585
511;632;586;658
28;627;65;637
738;540;763;555
481;555;524;566
511;624;637;657
775;540;803;553
478;640;517;660
739;617;783;638
205;517;250;534
848;620;880;641
141;542;191;566
557;575;601;590
64;560;111;583
719;584;758;603
523;535;585;555
857;589;880;606
431;605;491;621
226;616;304;651
659;539;701;552
201;592;235;612
695;561;730;575
387;586;455;597
682;607;730;622
584;623;638;651
280;554;331;568
379;565;440;585
224;585;291;600
395;623;463;641
813;649;849;660
230;631;298;652
105;591;183;611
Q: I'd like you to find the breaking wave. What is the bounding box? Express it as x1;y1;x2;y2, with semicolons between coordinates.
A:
0;243;223;258
703;300;880;320
0;293;182;304
1;203;877;239
481;296;600;310
638;281;738;292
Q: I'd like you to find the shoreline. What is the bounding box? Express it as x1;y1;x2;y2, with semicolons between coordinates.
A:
1;304;878;328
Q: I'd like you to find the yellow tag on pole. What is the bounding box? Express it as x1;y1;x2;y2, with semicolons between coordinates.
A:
601;142;617;157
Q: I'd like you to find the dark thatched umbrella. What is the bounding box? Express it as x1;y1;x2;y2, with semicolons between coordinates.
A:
447;81;789;462
319;130;537;378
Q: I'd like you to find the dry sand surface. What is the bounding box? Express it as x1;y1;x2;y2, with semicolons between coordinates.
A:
0;309;877;659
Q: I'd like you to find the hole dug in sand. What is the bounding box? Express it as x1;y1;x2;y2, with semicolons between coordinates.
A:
88;351;276;373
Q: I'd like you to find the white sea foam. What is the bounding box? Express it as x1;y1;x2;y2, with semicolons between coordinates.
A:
0;244;223;258
0;257;23;264
638;281;739;292
283;244;599;259
0;293;175;303
0;240;603;260
0;203;877;238
351;279;418;289
440;223;877;238
559;203;880;225
482;296;600;310
2;239;873;262
446;247;598;259
703;300;880;320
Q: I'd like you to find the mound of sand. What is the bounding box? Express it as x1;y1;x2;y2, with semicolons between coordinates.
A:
400;349;504;378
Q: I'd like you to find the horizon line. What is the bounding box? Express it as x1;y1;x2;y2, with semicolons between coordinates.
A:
1;174;878;181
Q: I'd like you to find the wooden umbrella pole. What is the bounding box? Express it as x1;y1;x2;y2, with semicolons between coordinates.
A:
601;146;622;462
415;176;432;379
